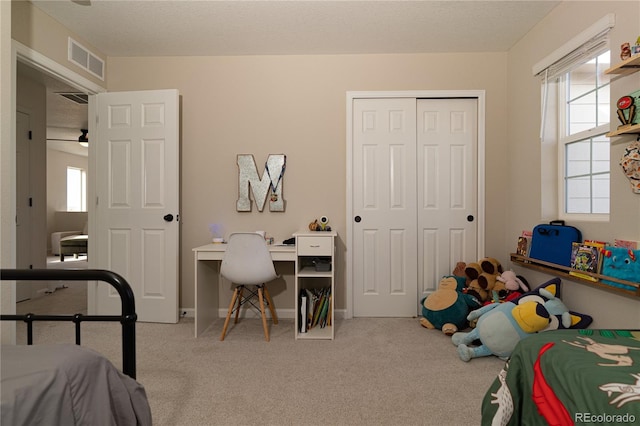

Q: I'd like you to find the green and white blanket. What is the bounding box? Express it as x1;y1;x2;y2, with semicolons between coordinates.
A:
481;329;640;425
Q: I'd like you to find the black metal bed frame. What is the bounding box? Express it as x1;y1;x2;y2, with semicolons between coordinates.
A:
0;269;138;379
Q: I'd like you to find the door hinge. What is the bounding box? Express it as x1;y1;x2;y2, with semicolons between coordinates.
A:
29;197;33;207
28;131;32;140
29;264;33;269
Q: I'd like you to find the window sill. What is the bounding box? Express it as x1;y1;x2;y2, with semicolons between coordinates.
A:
510;253;640;300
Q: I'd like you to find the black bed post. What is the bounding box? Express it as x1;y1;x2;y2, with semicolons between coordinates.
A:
1;269;138;379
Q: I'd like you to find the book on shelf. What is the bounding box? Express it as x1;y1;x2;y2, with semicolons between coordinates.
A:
569;240;606;282
614;239;639;250
516;230;533;256
299;290;308;333
301;286;331;331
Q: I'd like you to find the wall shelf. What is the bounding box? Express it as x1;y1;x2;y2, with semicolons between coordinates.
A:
605;53;640;76
606;123;640;137
510;253;640;300
605;53;640;137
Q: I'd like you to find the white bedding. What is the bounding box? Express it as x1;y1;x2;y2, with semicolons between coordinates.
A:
1;344;152;426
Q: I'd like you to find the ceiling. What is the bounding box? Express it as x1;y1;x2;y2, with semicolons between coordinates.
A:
31;0;560;56
23;0;560;155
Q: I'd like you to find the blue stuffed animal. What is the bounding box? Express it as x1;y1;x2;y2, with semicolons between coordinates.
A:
420;275;481;335
513;277;593;330
601;246;640;292
452;280;579;361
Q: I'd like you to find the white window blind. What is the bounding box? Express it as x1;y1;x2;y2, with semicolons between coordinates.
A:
533;13;615;77
535;14;614;140
537;30;610;80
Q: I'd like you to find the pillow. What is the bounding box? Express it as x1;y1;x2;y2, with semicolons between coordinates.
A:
513;277;593;330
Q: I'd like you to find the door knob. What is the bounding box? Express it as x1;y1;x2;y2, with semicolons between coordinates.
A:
354;216;361;223
467;215;474;222
163;214;174;222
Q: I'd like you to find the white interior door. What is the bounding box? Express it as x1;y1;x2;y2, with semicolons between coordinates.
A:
417;98;477;299
92;89;180;323
351;96;478;317
352;98;418;317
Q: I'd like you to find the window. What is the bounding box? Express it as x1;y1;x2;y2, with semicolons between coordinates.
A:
67;166;86;212
535;15;613;220
560;51;611;215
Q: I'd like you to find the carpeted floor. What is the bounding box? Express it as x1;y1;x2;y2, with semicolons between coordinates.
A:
14;283;504;426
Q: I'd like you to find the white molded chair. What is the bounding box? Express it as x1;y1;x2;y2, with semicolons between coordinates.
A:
220;232;279;341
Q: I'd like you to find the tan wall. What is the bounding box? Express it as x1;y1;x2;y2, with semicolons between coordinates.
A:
107;53;510;312
506;1;640;327
11;0;106;87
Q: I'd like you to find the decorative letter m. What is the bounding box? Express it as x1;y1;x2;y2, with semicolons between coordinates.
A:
236;154;286;212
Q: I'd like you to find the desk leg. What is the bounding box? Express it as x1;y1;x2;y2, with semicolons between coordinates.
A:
195;258;220;337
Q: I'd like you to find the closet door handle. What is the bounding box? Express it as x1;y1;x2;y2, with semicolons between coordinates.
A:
354;216;362;223
467;215;474;222
163;214;174;222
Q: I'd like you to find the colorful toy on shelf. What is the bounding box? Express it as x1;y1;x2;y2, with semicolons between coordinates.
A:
308;216;332;232
620;42;632;60
601;246;640;292
616;94;636;128
620;140;640;194
633;36;640;55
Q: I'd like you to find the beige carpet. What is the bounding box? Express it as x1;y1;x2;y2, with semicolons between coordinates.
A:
14;285;504;426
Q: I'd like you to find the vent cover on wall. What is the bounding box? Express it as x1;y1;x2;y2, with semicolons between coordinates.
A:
57;92;89;104
68;37;104;80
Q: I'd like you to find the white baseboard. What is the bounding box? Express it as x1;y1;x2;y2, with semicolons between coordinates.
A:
179;307;347;320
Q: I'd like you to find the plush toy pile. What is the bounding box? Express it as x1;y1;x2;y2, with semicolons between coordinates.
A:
418;259;594;362
420;258;529;335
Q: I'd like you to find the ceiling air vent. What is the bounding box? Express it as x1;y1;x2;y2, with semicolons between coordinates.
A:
68;37;104;81
57;92;89;104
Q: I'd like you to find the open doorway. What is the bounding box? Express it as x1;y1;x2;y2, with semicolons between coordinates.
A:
16;61;89;313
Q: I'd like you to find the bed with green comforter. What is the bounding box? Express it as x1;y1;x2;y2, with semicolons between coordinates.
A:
481;329;640;425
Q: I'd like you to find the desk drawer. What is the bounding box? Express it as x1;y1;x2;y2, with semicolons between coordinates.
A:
297;236;332;256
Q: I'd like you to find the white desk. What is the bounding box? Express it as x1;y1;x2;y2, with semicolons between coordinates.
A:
192;243;296;337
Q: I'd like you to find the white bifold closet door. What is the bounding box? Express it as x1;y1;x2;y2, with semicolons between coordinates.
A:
352;97;477;317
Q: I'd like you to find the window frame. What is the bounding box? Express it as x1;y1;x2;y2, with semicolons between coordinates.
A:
555;48;611;222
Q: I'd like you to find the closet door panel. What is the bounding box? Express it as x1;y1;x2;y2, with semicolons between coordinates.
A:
353;98;418;317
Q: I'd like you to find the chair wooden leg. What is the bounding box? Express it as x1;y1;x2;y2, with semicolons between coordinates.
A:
263;285;278;325
257;287;269;342
234;286;244;324
220;287;239;341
